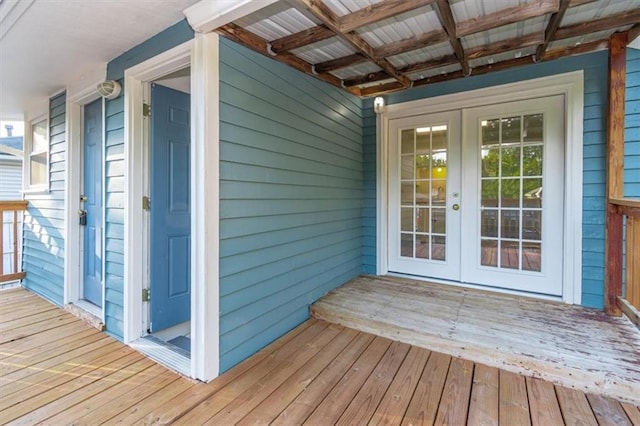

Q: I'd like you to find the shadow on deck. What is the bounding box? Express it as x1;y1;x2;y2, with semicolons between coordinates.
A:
1;285;639;424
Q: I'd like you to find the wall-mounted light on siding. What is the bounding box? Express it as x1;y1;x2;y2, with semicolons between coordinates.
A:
374;96;386;114
97;80;122;100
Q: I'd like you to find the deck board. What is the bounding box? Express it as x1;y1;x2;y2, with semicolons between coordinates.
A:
1;287;639;425
312;275;640;405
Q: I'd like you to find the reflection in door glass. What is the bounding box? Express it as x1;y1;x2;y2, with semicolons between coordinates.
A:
480;114;543;272
399;125;448;261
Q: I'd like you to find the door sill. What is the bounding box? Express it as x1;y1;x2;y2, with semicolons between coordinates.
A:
130;335;190;377
385;272;564;303
65;300;105;331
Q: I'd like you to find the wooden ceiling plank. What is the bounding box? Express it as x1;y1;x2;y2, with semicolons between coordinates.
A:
373;29;448;59
338;0;436;33
554;9;640;41
343;70;391;87
296;0;412;87
456;0;560;38
215;23;361;96
466;33;543;59
542;38;608;60
269;25;335;53
314;53;368;73
628;24;640;45
536;0;571;60
359;81;406;97
568;0;599;6
434;0;469;76
398;54;458;74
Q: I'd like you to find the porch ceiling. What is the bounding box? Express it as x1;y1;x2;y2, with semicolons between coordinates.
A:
216;0;640;97
0;0;200;120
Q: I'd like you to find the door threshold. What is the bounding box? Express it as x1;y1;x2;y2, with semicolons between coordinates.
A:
65;300;105;331
130;335;190;377
386;272;564;303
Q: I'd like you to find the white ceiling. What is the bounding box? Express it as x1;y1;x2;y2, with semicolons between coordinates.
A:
0;0;200;120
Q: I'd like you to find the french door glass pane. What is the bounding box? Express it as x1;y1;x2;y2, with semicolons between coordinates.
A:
399;124;448;261
479;113;543;272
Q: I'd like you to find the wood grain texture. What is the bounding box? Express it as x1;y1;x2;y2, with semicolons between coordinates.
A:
555;386;598;426
467;364;499;425
312;275;640;406
3;288;639;424
526;377;564;426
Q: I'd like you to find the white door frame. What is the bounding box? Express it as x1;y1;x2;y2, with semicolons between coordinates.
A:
64;81;106;320
123;33;220;381
376;71;584;304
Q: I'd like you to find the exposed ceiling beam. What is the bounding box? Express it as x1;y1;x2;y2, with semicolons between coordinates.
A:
628;24;640;45
269;25;334;54
296;0;412;87
267;0;435;54
338;0;436;33
215;23;360;96
466;33;543;59
398;54;458;74
314;53;368;73
536;0;570;61
434;0;469;76
344;70;391;87
359;81;405;97
456;0;560;38
568;0;598;6
372;29;448;59
554;9;640;41
542;38;608;60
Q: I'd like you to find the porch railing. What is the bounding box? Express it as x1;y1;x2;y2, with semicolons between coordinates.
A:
609;197;640;326
0;200;27;283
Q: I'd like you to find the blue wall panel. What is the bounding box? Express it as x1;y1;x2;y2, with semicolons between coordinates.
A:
362;52;609;308
22;92;67;305
626;48;640;198
102;20;193;339
218;38;363;372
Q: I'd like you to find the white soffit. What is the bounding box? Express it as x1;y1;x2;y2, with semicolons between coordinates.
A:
0;0;200;120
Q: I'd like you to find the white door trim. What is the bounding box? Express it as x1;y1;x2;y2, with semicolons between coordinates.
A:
64;81;106;321
377;71;584;304
123;34;220;381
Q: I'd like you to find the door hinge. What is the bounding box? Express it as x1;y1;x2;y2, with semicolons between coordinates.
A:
142;288;150;302
142;196;151;211
143;103;151;118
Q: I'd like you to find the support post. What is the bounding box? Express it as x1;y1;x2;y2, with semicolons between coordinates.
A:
604;32;627;315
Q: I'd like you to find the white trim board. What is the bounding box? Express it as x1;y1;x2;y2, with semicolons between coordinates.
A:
123;34;220;382
376;71;584;305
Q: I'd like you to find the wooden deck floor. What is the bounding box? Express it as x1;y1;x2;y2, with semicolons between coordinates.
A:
312;275;640;407
1;287;640;425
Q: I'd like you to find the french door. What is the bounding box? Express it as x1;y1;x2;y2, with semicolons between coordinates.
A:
388;95;565;296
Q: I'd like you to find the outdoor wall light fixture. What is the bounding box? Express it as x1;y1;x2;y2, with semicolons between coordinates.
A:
374;96;386;114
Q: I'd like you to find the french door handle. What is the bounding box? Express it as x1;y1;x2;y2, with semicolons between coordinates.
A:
452;204;460;211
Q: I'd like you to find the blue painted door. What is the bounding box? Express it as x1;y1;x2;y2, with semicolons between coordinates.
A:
149;84;191;332
83;99;103;307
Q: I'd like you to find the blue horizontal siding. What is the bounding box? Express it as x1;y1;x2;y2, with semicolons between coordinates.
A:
22;92;67;306
218;37;363;372
626;48;640;198
362;51;609;308
102;19;193;340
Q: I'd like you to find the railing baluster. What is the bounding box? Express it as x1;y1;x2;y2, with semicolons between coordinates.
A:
0;200;28;283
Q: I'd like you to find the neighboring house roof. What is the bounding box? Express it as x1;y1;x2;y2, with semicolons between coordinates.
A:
0;136;23;159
